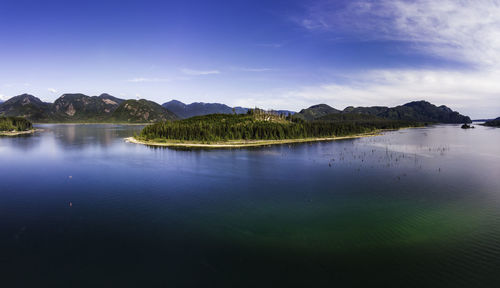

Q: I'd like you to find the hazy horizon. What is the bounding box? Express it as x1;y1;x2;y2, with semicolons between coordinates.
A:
1;0;500;118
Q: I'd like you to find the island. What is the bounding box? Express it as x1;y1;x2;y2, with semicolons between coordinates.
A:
461;123;475;129
127;109;421;148
0;116;35;136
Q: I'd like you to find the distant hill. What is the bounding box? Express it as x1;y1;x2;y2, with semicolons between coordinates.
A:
0;93;178;123
162;100;235;119
344;101;471;124
234;106;250;114
0;94;469;124
317;113;386;122
295;104;342;121
483;117;500;127
0;94;52;121
162;100;294;119
110;99;178;123
51;93;125;121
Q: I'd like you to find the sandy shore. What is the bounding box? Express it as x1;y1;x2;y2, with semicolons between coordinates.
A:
125;132;381;148
0;129;38;136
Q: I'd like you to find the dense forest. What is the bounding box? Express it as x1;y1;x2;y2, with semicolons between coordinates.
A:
138;111;419;142
0;116;33;131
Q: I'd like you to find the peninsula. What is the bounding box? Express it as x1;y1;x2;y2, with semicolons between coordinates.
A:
129;109;421;148
0;116;35;136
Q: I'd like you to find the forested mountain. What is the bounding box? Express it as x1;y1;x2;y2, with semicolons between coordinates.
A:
0;94;52;121
110;99;178;123
51;93;125;121
162;100;294;119
317;113;387;122
483;117;500;127
0;94;470;124
0;93;178;123
343;101;471;123
162;100;236;118
296;104;342;121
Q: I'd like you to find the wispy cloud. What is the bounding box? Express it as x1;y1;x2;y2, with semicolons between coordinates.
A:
48;88;57;93
299;0;500;68
232;67;274;72
286;0;500;118
254;69;499;118
181;68;220;76
127;77;171;83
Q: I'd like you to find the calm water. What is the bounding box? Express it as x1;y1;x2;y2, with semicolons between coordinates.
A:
1;124;500;287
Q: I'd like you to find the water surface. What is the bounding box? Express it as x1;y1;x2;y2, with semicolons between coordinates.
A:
1;124;500;287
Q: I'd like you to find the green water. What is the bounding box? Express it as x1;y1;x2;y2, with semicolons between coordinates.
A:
1;124;500;287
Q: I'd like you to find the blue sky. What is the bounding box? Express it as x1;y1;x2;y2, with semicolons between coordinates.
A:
1;0;499;118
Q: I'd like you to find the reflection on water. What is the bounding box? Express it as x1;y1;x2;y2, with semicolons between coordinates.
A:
1;124;500;287
45;124;144;148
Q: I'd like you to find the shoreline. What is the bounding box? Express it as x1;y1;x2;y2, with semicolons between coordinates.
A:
124;131;383;148
0;129;38;136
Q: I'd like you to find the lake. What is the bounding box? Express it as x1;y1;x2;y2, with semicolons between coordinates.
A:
1;124;500;287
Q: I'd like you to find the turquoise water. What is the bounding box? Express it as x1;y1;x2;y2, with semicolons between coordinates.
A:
1;124;500;287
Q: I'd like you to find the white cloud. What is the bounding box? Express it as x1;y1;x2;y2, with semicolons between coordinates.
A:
0;94;5;100
247;69;499;118
181;68;220;76
299;0;500;68
127;77;170;83
287;0;500;118
48;88;57;93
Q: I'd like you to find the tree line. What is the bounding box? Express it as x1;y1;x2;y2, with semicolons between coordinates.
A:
0;116;33;131
138;113;418;142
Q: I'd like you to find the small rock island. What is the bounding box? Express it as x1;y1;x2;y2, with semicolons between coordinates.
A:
461;123;475;129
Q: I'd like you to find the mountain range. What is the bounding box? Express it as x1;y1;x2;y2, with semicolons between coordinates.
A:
0;94;177;123
162;100;295;119
296;101;471;124
162;100;248;119
0;93;471;124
